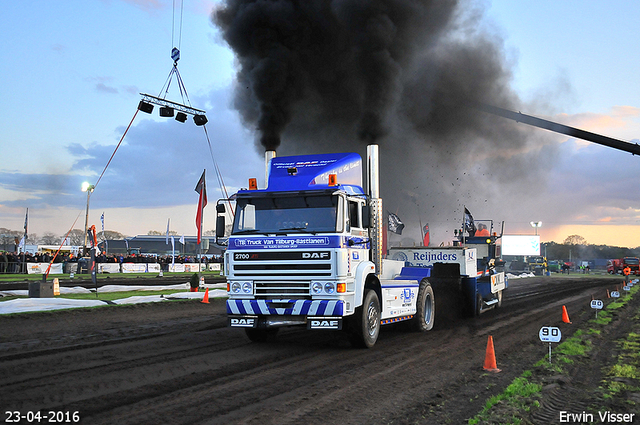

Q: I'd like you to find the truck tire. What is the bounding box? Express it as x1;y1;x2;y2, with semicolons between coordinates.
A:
412;279;435;332
347;289;380;348
245;327;279;343
475;293;483;316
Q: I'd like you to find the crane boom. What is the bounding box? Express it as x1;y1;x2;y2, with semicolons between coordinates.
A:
478;103;640;156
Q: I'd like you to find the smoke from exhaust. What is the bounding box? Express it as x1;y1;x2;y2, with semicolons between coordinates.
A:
213;0;560;243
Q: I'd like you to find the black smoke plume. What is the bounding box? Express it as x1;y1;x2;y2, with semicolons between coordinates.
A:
213;0;559;243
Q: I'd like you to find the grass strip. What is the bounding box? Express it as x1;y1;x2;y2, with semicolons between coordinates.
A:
468;283;639;424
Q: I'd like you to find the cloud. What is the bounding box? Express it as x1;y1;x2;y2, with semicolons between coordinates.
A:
0;86;261;214
95;83;119;94
121;0;165;13
555;111;627;131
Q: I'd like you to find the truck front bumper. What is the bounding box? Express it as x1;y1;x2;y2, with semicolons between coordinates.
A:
227;299;345;330
227;298;344;316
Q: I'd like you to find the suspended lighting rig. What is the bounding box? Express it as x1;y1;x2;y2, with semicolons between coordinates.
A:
138;47;208;126
138;93;208;125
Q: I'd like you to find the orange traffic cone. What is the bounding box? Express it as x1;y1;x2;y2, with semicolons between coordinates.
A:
562;305;571;324
483;335;501;373
201;288;210;304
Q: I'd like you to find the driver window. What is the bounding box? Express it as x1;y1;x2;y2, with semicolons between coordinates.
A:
348;200;361;229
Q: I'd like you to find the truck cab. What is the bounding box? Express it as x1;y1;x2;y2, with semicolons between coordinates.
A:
217;148;437;347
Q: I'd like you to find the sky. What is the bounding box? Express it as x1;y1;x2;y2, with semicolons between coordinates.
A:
1;0;639;249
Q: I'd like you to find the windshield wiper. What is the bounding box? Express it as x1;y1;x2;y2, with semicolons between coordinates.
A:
233;229;260;235
278;227;317;235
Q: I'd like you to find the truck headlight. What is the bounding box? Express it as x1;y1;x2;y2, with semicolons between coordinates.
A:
231;282;241;293
324;282;336;294
242;281;253;294
311;281;323;294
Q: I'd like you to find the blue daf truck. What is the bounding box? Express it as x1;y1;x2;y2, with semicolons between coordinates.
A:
215;145;505;347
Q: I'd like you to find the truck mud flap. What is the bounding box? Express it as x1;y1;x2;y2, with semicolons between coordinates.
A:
307;317;342;330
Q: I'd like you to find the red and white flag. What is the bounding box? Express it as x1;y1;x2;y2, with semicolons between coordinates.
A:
423;223;430;247
195;170;207;244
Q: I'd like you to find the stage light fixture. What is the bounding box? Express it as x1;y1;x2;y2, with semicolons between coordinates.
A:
159;106;174;117
138;101;154;114
175;112;187;123
193;114;208;126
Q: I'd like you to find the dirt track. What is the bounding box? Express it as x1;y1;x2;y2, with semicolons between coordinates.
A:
0;276;621;424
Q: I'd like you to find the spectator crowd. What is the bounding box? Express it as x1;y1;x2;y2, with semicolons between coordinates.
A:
0;251;222;274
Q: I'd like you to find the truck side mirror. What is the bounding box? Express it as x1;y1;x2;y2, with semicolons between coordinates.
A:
216;216;226;238
216;203;227;240
362;205;371;228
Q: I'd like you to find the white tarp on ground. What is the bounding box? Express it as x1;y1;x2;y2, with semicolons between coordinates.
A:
0;283;228;314
0;282;225;297
167;289;227;299
0;298;108;314
91;283;191;293
506;272;536;279
112;289;227;305
0;286;94;297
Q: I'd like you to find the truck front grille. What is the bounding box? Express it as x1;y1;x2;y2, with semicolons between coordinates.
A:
254;281;310;299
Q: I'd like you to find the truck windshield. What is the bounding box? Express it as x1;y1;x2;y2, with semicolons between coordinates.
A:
232;194;338;234
624;258;639;265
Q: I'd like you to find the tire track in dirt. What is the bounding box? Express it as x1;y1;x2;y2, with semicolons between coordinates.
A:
0;277;618;425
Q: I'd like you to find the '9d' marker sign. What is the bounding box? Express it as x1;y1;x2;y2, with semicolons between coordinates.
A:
591;299;603;319
539;326;561;363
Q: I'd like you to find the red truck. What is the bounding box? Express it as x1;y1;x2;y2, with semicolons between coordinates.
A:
607;257;640;275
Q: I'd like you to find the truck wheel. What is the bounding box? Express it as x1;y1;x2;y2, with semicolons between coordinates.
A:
245;327;278;343
347;289;380;348
413;279;435;332
475;293;483;316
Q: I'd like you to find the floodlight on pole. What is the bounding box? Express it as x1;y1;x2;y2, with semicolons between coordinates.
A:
530;221;542;235
82;182;95;256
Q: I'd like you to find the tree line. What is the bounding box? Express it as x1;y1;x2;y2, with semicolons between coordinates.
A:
543;235;640;260
0;227;125;249
0;227;217;251
2;228;639;259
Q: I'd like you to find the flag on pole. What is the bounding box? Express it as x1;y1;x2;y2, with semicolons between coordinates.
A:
180;234;185;245
423;223;430;246
23;208;28;239
195;170;207;244
388;212;405;235
166;218;170;245
464;208;476;236
101;212;108;253
18;236;25;249
171;236;175;266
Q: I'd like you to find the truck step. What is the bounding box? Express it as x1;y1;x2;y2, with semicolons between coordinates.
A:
484;299;499;307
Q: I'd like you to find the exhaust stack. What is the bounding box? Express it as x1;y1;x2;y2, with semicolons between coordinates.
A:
367;145;383;276
265;150;276;189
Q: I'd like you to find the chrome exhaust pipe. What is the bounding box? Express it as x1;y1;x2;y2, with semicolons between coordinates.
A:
265;150;276;189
